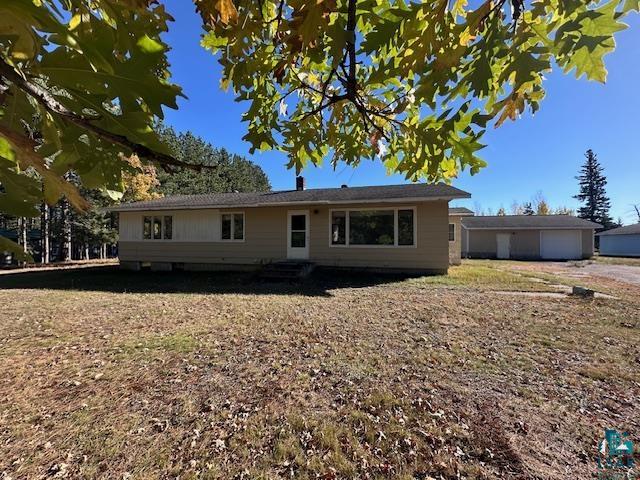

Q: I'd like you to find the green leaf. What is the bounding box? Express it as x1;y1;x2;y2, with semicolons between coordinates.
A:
137;34;164;53
0;235;32;263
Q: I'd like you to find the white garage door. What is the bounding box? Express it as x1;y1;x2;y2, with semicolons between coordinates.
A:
540;230;582;260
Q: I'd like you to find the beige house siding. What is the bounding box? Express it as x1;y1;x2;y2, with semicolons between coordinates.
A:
464;228;595;259
447;216;462;265
581;229;594;257
118;200;450;272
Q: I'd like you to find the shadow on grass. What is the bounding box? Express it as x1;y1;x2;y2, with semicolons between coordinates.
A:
0;265;414;297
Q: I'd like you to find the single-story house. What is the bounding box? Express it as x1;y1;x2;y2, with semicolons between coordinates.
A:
448;207;474;265
461;215;601;260
112;180;470;274
597;223;640;257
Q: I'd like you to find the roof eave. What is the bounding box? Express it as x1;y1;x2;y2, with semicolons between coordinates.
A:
449;212;474;217
111;194;470;212
462;225;599;230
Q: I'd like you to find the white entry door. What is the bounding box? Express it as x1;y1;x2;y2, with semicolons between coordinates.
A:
496;233;511;259
287;210;309;259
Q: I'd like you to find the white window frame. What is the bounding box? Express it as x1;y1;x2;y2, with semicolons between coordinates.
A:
220;211;245;242
142;215;173;241
448;223;456;242
328;206;417;248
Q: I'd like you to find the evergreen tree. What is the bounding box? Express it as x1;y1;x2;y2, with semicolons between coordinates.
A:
554;206;575;216
574;150;614;228
156;125;271;196
522;202;535;215
497;207;506;216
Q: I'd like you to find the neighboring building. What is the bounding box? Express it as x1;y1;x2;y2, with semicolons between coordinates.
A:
461;215;601;260
448;207;474;265
112;180;470;274
597;224;640;257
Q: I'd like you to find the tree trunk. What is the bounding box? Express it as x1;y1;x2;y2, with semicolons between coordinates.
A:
41;203;50;264
62;199;72;261
17;217;27;266
84;244;90;260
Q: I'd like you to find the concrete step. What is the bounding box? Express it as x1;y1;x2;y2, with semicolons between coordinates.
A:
258;261;316;281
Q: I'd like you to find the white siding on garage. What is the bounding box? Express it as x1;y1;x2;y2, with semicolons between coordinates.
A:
119;210;221;242
540;230;582;260
599;235;640;257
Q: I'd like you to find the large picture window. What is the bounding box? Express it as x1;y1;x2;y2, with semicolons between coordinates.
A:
221;213;244;241
330;208;416;247
349;210;394;245
142;215;173;240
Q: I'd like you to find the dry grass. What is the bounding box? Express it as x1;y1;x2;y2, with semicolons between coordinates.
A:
593;255;640;267
0;263;639;479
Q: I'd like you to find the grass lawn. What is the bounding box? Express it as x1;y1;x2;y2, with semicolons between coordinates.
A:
593;254;640;267
0;262;639;479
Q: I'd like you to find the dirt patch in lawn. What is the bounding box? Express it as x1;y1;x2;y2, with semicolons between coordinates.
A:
1;264;639;479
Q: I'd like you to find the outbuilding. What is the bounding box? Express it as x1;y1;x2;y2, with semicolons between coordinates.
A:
461;215;601;260
597;224;640;257
448;207;474;265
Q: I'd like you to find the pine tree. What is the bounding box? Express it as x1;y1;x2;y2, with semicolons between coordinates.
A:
522;202;535;215
574;150;614;228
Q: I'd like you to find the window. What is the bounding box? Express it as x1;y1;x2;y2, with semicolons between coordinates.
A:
221;214;232;240
331;211;346;245
448;223;455;242
233;213;244;240
164;216;173;240
143;216;172;240
290;214;306;248
143;216;152;239
398;210;414;246
153;217;162;239
221;213;244;241
330;208;416;247
350;210;395;245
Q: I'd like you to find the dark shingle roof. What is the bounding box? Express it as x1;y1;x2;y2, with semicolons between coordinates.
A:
596;223;640;236
461;215;601;230
112;183;470;212
449;207;474;216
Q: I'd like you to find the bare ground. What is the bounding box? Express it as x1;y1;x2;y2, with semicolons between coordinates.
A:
0;262;639;479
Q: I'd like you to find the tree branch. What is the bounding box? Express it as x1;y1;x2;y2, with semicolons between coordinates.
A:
345;0;357;96
0;58;210;172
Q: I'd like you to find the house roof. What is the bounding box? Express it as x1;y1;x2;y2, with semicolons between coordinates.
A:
596;223;640;236
449;207;474;216
111;183;471;212
461;215;601;230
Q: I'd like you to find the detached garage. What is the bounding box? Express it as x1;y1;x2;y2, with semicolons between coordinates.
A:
597;224;640;257
461;215;601;260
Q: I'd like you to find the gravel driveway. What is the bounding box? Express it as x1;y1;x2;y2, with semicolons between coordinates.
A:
510;260;640;287
573;262;640;286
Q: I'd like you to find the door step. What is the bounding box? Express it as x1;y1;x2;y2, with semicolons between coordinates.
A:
258;261;316;281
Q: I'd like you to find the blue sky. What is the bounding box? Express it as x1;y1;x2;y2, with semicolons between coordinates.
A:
161;0;640;224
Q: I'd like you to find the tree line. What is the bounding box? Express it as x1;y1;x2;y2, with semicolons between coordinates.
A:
474;149;636;229
475;191;574;217
0;126;270;265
